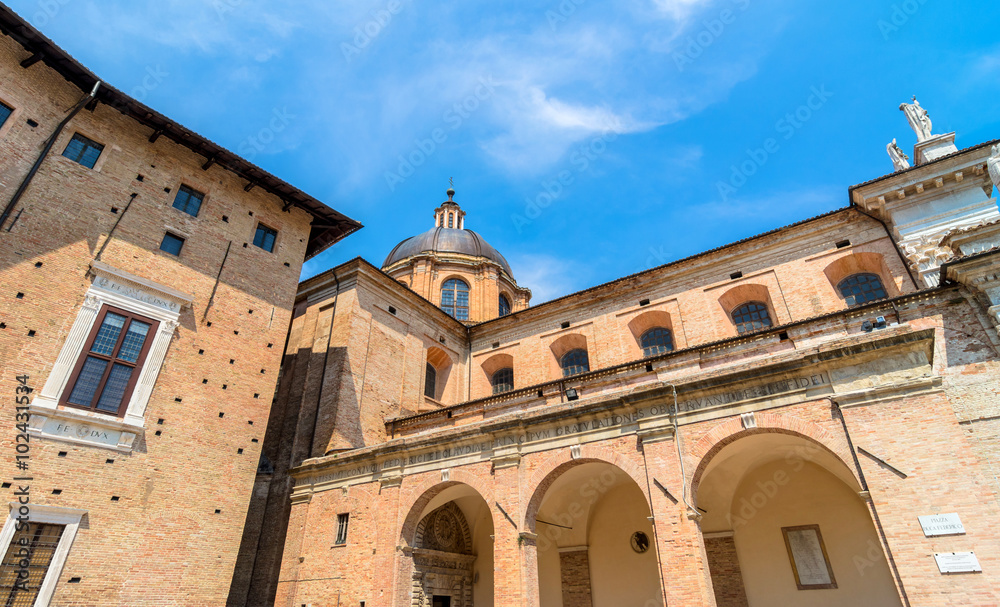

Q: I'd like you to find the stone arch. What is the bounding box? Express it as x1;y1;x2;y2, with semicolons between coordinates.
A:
399;470;497;549
548;333;589;379
717;283;777;333
414;501;474;554
480;352;514;384
626;310;675;358
522;444;650;533
688;410;859;499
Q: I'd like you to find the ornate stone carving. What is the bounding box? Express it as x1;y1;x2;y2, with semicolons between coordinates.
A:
410;502;476;607
415;502;472;555
82;294;101;311
887;138;910;171
988;145;1000;196
900;96;933;142
902;234;955;287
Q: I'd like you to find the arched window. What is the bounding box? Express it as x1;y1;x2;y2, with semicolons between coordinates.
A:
424;363;437;399
440;279;470;320
640;328;673;357
491;367;514;394
732;302;772;334
838;273;887;306
560;349;589;377
448;213;454;228
499;294;511;317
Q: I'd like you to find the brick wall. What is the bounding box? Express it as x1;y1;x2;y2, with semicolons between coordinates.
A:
704;536;749;607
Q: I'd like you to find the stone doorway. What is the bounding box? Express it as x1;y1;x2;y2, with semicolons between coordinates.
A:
410;501;481;607
432;597;452;607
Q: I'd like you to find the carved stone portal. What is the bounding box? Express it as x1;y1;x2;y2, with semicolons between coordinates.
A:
411;502;477;607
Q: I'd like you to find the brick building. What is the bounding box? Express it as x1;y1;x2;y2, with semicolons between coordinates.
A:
233;122;1000;604
0;5;359;605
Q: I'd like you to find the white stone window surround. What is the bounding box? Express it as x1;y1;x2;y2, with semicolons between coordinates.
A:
29;261;192;452
0;503;87;607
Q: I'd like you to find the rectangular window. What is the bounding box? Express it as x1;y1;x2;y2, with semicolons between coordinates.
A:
172;185;204;217
61;133;104;169
336;513;350;545
0;522;65;604
61;305;158;417
253;223;278;253
160;233;185;256
0;101;12;129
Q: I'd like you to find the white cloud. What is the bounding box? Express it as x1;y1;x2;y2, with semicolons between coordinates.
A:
650;0;715;21
506;253;591;304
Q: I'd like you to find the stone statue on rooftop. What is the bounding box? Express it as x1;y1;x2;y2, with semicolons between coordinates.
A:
887;138;910;171
899;96;933;142
989;144;1000;196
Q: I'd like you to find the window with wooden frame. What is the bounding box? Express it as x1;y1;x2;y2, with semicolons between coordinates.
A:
335;513;350;545
60;305;159;417
253;223;278;252
172;184;204;217
61;132;104;169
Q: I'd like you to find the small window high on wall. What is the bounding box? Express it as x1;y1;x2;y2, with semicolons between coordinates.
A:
424;363;437;399
560;349;589;377
838;273;887;306
732;302;772;334
492;367;514;394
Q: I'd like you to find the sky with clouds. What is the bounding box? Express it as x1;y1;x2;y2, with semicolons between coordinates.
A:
8;0;1000;303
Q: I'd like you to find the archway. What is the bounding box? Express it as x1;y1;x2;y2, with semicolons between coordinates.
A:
400;482;495;607
695;432;902;607
527;461;664;607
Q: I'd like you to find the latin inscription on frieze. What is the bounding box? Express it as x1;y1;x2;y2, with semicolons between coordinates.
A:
95;276;179;312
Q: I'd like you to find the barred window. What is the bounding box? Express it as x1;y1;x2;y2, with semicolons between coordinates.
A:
640;327;673;357
837;273;887;306
440;279;469;320
172;185;204;217
0;522;65;605
61;133;104;169
61;306;158;417
491;367;514;394
424;363;437;399
336;513;350;545
732;302;772;334
560;349;589;377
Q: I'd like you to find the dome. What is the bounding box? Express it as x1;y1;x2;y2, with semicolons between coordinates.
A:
382;226;514;277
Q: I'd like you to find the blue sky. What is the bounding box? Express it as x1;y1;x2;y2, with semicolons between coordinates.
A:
10;0;1000;302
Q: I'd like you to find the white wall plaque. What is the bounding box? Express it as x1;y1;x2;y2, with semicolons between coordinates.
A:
918;513;965;537
934;552;981;574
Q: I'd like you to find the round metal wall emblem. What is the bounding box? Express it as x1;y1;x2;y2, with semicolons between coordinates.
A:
631;531;650;554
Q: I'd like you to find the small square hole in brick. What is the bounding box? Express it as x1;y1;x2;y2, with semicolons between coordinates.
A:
34;262;43;268
229;359;235;364
248;420;254;425
639;298;650;306
779;331;789;341
174;397;182;402
222;384;228;390
284;262;290;267
214;509;221;514
106;459;115;464
222;215;229;222
110;207;119;214
237;448;244;454
492;342;500;349
154;430;162;436
198;349;205;355
111;496;120;502
58;451;67;457
645;363;654;372
207;321;212;327
243;243;248;248
69;578;81;584
254;393;259;399
16;292;24;299
27;330;35;337
730;271;743;280
0;323;5;330
202;379;208;384
157;419;164;424
248;211;253;216
388;306;396;315
26;119;38;127
52;489;62;495
260;369;265;374
0;483;9;489
163;187;171;194
136;174;144;182
560;321;570;329
219;412;225;418
234;330;239;335
251;438;258;443
537;390;544;398
267;343;273;348
248;309;253;314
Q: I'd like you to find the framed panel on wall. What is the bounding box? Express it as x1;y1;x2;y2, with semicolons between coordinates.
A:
781;524;838;590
